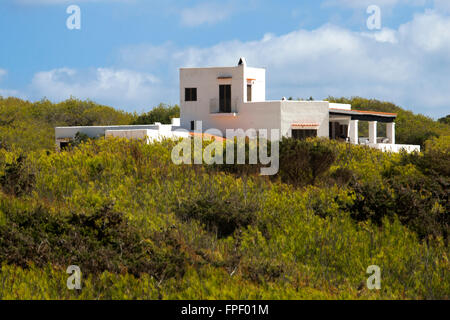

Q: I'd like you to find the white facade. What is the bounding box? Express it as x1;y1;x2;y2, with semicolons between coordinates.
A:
55;118;187;149
180;58;330;140
105;126;190;142
179;58;420;152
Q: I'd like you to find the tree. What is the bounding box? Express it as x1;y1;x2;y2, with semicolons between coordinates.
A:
279;138;336;186
438;115;450;126
132;104;180;125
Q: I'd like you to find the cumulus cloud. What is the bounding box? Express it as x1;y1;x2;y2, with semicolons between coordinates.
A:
180;2;234;27
361;28;398;43
434;0;450;13
13;0;136;5
324;0;427;8
29;67;166;111
120;10;450;117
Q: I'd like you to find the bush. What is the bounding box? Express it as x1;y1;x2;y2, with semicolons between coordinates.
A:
349;169;448;241
0;199;195;279
174;187;260;238
279;138;337;186
132;103;180;125
0;155;35;196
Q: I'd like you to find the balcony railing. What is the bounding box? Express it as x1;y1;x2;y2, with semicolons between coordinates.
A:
210;98;239;114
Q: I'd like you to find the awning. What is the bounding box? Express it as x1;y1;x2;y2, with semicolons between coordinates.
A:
291;122;319;128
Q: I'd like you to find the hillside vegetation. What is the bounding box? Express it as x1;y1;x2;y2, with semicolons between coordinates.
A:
0;96;448;299
0;97;180;152
327;97;449;147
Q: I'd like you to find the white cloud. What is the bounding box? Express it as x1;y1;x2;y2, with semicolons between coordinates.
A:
0;69;7;80
398;10;450;51
120;10;450;117
180;2;234;27
324;0;427;8
434;0;450;13
0;88;23;98
30;67;165;111
361;27;398;43
13;0;136;5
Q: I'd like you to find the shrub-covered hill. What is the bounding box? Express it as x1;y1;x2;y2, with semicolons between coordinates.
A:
327;97;450;147
0;96;448;299
0;97;180;152
0;135;448;299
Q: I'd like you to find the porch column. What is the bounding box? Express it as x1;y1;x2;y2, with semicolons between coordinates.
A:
369;121;377;144
349;120;359;144
386;122;395;144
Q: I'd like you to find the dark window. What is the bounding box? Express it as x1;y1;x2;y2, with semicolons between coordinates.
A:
185;88;197;101
247;84;252;102
190;121;195;131
292;129;317;139
330;122;348;140
60;141;70;150
339;124;348;139
219;84;231;113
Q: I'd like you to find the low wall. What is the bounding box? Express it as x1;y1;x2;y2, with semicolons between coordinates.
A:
368;143;421;153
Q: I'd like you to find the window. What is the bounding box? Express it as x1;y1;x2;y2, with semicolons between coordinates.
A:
247;84;252;102
59;141;70;150
219;84;231;113
292;129;317;139
185;88;197;101
339;125;348;139
190;121;195;131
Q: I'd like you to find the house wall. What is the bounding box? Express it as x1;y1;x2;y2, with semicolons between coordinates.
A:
105;128;190;142
55;124;160;140
180;66;242;130
329;103;351;110
280;101;330;138
220;101;282;140
180;64;267;132
179;64;330;140
244;67;266;102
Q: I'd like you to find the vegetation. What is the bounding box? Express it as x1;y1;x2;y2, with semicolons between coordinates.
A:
0;97;180;151
438;115;450;126
131;103;180;125
0;96;449;300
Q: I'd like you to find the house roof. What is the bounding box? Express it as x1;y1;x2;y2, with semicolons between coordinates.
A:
329;108;397;123
189;132;226;141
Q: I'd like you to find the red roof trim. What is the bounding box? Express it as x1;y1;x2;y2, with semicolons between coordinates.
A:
189;132;226;141
291;123;319;127
330;108;397;116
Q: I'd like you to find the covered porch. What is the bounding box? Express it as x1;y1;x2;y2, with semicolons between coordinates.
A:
328;109;420;152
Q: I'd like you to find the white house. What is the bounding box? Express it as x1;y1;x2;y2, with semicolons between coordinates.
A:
179;57;419;152
55;118;189;149
55;57;420;152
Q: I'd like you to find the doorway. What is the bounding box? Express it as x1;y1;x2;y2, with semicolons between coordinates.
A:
219;84;231;113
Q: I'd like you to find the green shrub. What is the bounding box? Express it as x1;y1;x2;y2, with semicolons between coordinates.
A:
131;103;180;125
0;155;35;196
174;188;260;238
279;138;337;186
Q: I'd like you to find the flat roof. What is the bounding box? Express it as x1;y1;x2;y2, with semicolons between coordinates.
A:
329;108;397;123
55;124;159;129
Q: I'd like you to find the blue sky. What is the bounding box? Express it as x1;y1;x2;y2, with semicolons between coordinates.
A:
0;0;449;118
